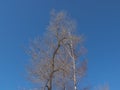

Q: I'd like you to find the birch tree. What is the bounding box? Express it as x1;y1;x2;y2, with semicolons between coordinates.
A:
27;10;87;90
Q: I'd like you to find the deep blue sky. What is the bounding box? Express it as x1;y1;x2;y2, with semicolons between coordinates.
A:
0;0;120;90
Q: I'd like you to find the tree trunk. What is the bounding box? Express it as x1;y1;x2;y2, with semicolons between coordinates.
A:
49;73;53;90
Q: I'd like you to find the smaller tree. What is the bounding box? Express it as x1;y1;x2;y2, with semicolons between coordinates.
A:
94;84;109;90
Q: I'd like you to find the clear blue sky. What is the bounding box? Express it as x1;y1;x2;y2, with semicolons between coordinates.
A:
0;0;120;90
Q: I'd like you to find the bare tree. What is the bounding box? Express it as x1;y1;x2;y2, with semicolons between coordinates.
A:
27;10;87;90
